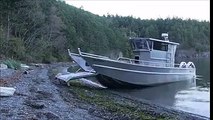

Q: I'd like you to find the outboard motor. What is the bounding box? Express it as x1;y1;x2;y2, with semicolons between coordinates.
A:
186;62;195;68
179;62;187;68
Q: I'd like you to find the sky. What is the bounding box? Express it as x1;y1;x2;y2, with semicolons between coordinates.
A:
65;0;210;21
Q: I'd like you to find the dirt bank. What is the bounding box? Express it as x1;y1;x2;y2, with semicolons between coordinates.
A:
0;63;209;120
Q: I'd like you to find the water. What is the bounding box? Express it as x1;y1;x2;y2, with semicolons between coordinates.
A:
174;58;210;117
71;58;210;117
114;58;210;118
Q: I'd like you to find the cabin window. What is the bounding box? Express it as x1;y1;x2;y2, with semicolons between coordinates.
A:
135;39;148;50
85;62;89;66
135;56;139;64
130;41;136;50
153;41;168;51
147;40;153;50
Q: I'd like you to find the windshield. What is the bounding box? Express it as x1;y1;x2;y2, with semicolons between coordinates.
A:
135;39;149;50
153;41;168;51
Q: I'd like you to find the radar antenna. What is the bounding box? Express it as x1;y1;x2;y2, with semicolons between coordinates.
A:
161;33;169;41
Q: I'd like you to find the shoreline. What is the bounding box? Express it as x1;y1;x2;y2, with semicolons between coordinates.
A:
175;50;210;59
0;62;209;120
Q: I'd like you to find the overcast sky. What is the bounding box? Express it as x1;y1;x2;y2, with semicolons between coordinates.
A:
65;0;209;21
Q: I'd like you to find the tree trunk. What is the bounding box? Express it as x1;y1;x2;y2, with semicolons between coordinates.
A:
7;13;10;41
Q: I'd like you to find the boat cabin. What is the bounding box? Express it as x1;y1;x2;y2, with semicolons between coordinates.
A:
129;34;179;67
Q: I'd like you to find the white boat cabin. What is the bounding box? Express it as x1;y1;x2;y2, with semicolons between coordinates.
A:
129;35;179;67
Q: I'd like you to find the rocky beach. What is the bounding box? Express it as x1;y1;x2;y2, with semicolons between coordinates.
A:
0;62;209;120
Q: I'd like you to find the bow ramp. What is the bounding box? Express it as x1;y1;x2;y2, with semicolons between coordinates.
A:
56;72;96;83
55;49;97;86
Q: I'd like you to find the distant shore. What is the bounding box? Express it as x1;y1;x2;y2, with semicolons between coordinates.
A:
175;50;210;59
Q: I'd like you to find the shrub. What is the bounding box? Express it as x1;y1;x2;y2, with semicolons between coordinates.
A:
3;59;21;69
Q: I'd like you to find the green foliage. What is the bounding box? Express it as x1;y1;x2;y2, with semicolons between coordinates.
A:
7;38;26;60
105;16;210;52
0;0;210;62
3;59;21;69
68;85;172;120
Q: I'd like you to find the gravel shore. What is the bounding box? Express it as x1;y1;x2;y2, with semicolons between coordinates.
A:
0;63;209;120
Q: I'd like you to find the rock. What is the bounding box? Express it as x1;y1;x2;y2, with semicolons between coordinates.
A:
88;107;95;113
0;68;16;78
24;100;45;109
0;108;9;113
43;112;60;120
23;70;34;74
0;87;16;96
0;63;8;70
23;71;29;74
29;63;44;68
21;64;30;69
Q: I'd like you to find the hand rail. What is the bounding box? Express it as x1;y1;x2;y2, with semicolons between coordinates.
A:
81;52;109;59
117;57;175;67
75;48;194;68
78;48;109;59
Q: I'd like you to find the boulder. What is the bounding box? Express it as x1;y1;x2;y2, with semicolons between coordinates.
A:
20;64;30;70
0;87;16;96
0;64;8;70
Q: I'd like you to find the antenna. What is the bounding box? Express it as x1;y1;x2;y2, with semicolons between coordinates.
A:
161;33;169;41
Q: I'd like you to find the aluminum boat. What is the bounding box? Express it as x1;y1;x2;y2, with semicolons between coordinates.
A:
68;33;196;88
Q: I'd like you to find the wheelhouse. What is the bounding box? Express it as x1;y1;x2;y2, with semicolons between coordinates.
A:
129;37;179;67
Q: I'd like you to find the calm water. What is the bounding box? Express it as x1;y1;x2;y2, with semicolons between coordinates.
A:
114;58;210;118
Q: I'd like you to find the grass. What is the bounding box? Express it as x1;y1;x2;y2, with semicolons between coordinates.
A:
68;82;172;120
2;59;21;69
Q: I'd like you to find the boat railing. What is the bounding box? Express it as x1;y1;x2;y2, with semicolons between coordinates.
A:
78;48;109;59
77;48;195;68
67;49;80;56
117;57;132;63
174;64;180;67
117;57;195;68
117;57;176;67
81;52;109;59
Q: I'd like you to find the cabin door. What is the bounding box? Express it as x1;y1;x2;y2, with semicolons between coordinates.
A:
166;45;174;67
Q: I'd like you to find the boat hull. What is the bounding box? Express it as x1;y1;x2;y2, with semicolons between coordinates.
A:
93;64;195;87
81;55;196;87
68;50;95;72
96;74;195;88
96;74;150;88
